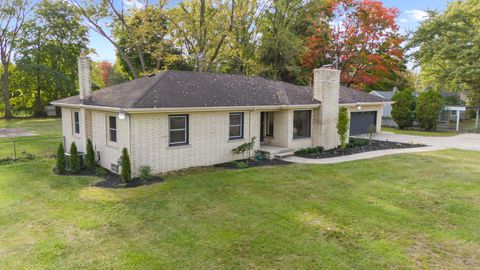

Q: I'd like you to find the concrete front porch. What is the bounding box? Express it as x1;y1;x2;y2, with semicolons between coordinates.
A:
258;144;295;159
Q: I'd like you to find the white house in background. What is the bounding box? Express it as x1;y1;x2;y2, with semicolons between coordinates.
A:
52;55;390;176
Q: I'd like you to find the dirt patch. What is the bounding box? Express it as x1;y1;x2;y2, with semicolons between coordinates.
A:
295;138;425;159
0;128;37;138
215;158;291;170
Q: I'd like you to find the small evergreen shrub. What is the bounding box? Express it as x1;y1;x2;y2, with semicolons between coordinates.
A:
392;90;416;129
120;148;131;182
235;161;248;169
337;107;349;149
416;90;444;131
69;142;80;173
85;139;96;171
295;146;324;155
95;166;108;177
139;166;152;182
55;143;66;174
348;138;369;148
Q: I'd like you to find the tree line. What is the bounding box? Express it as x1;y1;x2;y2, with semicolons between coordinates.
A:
1;0;478;119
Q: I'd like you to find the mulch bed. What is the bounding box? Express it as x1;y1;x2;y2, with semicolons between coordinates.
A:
295;138;426;159
56;168;163;188
215;158;291;170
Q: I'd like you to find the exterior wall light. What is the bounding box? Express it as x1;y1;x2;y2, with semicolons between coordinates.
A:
118;109;127;120
357;104;362;110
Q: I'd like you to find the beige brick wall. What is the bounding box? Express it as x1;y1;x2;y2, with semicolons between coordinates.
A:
130;111;260;174
61;107;84;152
90;111;129;173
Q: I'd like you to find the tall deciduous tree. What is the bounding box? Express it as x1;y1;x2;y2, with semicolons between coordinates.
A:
258;0;324;84
15;0;88;116
0;0;28;118
302;0;406;90
408;0;480;102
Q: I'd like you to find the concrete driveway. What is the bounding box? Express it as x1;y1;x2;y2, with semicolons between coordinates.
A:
359;132;480;151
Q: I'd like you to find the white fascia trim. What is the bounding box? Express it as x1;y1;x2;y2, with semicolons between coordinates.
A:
50;103;320;113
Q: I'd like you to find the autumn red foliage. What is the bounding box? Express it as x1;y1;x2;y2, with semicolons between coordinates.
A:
97;61;112;87
302;0;404;90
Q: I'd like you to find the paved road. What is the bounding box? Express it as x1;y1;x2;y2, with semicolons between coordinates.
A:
359;132;480;151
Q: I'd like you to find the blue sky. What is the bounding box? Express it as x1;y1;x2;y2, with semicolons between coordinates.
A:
89;0;451;63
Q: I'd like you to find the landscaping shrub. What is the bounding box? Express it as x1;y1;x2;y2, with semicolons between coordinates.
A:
85;139;96;171
95;166;108;177
69;142;80;173
337;107;349;149
55;143;66;174
295;146;324;155
139;166;152;182
392;90;416;129
235;161;248;169
348;138;369;148
416;90;444;131
120;148;131;182
367;124;376;143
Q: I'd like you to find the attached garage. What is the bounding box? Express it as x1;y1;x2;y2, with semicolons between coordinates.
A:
349;111;377;135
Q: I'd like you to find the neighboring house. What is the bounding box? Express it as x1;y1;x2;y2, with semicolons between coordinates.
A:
52;55;390;176
369;89;397;118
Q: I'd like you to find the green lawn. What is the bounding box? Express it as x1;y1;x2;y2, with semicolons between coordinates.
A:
382;127;458;137
1;149;480;269
0;118;62;160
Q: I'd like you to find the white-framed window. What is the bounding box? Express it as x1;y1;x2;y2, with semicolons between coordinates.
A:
108;115;117;143
169;114;189;146
293;110;311;139
73;111;80;134
229;112;244;140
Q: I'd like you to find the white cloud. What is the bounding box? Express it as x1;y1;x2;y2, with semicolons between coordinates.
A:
123;0;145;9
405;10;429;22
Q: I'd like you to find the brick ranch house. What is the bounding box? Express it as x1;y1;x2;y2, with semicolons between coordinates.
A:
52;55;390;176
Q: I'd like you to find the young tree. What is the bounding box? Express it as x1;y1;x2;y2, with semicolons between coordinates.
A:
416;90;444;131
336;106;349;149
85;139;96;171
0;0;28;118
391;90;416;129
69;142;80;173
56;143;66;174
302;0;406;90
120;147;131;182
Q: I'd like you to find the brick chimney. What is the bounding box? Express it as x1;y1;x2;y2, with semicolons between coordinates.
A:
313;65;341;149
78;52;91;102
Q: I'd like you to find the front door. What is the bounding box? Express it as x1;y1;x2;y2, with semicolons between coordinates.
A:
260;112;274;143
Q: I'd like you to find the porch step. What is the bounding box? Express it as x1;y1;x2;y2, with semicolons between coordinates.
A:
274;151;295;159
258;145;295;159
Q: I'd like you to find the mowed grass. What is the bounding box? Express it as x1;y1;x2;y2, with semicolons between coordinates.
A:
1;149;480;269
0;118;62;160
382;127;458;137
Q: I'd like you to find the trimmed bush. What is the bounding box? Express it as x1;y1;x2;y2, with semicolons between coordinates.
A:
392;90;416;129
235;161;248;169
55;143;66;174
85;139;96;171
295;146;324;155
416;90;444;131
348;138;369;148
69;142;80;173
120;148;132;182
337;107;349;149
139;166;152;182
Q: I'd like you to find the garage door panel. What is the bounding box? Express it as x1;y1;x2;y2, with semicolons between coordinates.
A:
350;111;376;135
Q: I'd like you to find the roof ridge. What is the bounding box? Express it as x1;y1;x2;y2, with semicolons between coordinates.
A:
129;71;167;108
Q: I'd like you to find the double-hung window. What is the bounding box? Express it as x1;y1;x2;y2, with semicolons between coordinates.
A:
169;115;189;146
229;113;244;140
293;110;311;139
108;116;117;143
73;111;80;134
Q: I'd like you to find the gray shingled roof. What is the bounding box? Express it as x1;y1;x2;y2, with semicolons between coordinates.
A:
53;70;387;108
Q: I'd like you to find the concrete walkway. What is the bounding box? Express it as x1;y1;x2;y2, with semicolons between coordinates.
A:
284;132;480;165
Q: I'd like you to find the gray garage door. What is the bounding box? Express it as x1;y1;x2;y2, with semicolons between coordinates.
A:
350;111;377;135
